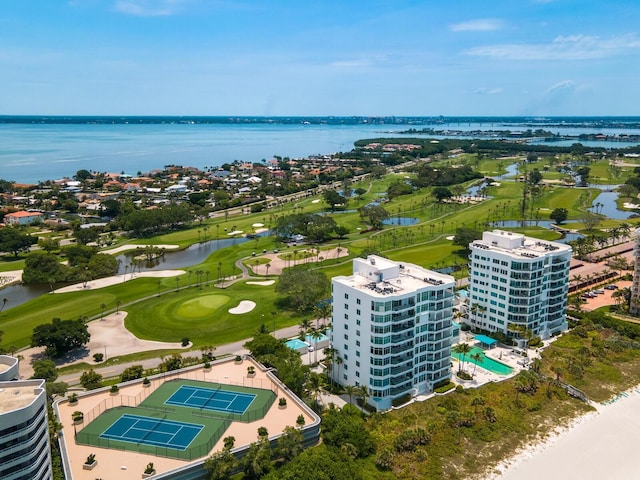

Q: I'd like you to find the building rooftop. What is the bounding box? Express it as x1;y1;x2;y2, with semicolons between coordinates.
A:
334;256;454;296
471;230;571;259
0;380;44;413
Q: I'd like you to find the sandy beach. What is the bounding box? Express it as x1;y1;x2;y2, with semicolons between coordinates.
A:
494;388;640;479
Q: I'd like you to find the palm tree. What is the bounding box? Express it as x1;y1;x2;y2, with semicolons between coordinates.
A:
314;301;331;329
358;385;371;410
99;303;106;320
115;299;122;314
306;372;325;406
323;347;335;388
265;263;271;277
470;352;483;376
299;318;312;337
335;356;343;386
471;396;485;416
453;343;472;374
344;385;358;405
530;357;542;374
0;298;7;313
309;328;323;364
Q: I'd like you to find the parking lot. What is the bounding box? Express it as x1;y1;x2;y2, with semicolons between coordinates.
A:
579;280;632;311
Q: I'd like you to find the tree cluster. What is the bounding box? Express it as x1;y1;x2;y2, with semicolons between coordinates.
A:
31;317;90;358
116;203;194;237
244;333;309;397
358;205;389;230
22;245;118;284
412;164;482;188
275;267;330;312
273;213;343;243
0;227;37;257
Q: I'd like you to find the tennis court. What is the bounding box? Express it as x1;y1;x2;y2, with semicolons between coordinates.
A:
165;385;256;414
100;414;203;450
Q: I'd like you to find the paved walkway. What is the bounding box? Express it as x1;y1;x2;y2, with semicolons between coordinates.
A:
48;323;305;386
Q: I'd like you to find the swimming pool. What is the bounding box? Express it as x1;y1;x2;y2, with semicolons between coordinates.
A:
452;347;513;375
305;333;329;344
285;338;309;350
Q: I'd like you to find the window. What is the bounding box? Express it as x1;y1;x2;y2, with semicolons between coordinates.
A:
344;354;349;360
344;293;349;299
356;330;361;336
356;309;361;315
356;340;360;347
344;304;349;310
344;344;348;350
356;350;360;357
344;314;348;320
356;361;360;367
344;334;349;340
355;371;360;377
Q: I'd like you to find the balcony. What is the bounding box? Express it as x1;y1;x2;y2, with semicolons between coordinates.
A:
390;342;414;355
391;320;415;333
391;353;413;365
390;381;413;396
391;333;413;344
391;363;413;376
391;310;416;323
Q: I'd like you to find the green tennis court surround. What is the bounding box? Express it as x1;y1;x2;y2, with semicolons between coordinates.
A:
75;378;276;460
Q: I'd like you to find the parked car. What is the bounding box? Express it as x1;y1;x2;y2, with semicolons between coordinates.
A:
604;284;618;290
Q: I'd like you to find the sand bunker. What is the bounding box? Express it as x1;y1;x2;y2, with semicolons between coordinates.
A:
252;223;264;227
53;270;185;293
228;300;256;314
246;280;275;286
227;230;244;235
446;235;455;240
102;244;179;255
311;199;320;203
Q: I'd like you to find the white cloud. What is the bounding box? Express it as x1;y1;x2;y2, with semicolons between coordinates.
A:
544;80;576;95
113;0;187;16
465;34;640;60
474;87;503;95
450;19;504;32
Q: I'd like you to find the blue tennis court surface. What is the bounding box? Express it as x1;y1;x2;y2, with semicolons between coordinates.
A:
165;385;256;414
100;414;203;450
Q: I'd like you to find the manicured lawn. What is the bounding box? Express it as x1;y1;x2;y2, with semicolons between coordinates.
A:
123;280;299;345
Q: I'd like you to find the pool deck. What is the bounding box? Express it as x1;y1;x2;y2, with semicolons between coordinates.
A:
449;333;541;389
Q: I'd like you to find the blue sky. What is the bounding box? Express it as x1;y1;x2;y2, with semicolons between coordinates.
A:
1;0;639;116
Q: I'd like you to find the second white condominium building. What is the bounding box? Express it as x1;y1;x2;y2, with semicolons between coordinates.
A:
468;230;572;338
331;255;455;411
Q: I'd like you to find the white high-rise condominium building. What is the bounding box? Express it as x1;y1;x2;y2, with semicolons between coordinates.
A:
467;230;572;339
0;377;53;480
331;255;455;411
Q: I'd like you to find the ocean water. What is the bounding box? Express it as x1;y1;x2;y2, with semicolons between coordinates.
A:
0;122;410;183
1;116;639;184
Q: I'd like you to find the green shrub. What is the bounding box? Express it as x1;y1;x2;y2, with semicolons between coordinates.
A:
528;336;542;348
434;382;456;394
392;393;412;407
